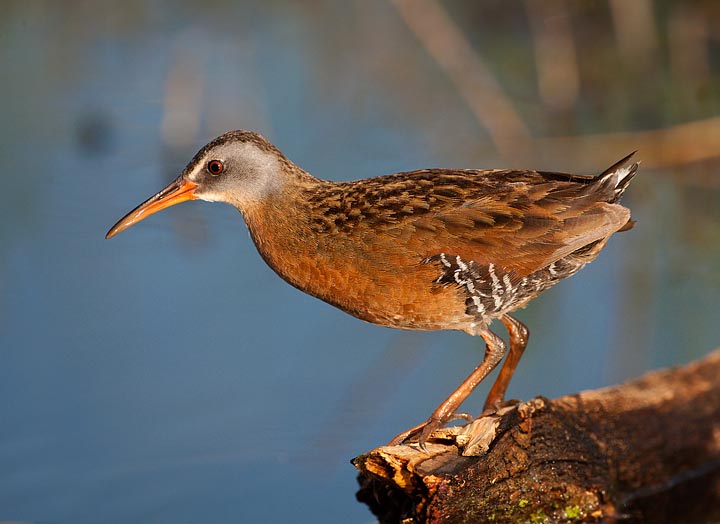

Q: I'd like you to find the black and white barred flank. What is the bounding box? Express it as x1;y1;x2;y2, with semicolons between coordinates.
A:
425;253;585;320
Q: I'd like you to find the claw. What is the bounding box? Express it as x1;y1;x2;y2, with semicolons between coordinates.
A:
417;439;429;454
417;419;440;449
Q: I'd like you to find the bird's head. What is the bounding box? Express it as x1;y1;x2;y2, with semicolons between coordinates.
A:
106;130;286;239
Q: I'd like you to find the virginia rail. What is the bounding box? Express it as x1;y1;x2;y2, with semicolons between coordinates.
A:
107;131;637;448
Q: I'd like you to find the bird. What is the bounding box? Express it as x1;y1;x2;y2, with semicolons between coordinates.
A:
106;130;637;449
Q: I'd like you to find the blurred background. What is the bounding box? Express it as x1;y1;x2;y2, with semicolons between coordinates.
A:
1;0;719;522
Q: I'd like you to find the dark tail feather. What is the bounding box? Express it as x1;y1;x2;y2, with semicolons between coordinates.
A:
598;151;639;201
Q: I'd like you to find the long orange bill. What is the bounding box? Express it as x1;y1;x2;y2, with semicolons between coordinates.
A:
106;178;198;239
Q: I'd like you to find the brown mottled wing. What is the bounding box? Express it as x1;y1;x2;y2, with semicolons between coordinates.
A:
372;167;631;277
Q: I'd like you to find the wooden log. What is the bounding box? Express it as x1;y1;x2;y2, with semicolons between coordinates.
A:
354;349;720;523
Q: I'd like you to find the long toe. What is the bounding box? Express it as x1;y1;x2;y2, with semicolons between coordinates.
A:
449;412;474;422
388;416;444;450
388;421;427;446
389;412;472;450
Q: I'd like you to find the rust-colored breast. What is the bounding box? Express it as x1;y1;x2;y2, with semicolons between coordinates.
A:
243;194;470;330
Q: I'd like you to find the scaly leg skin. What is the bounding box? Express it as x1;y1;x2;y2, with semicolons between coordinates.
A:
388;327;506;450
482;314;530;412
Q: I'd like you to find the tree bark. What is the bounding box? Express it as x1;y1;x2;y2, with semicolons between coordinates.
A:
354;349;720;524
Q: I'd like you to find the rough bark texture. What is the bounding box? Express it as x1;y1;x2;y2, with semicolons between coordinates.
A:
354;349;720;523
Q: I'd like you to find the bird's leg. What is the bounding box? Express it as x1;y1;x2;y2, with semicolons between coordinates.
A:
482;314;529;412
388;327;506;449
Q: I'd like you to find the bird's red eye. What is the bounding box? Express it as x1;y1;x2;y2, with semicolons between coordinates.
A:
207;160;224;175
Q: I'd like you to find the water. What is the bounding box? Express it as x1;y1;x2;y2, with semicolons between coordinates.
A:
2;1;719;522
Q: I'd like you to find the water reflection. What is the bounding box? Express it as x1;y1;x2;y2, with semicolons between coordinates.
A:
1;1;719;523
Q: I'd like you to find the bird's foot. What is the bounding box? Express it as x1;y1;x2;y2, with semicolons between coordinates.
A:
387;412;475;452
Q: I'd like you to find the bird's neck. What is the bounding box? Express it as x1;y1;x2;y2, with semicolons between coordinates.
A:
239;169;335;290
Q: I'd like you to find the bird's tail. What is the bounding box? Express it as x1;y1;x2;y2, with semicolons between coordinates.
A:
598;151;639;202
597;151;638;232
